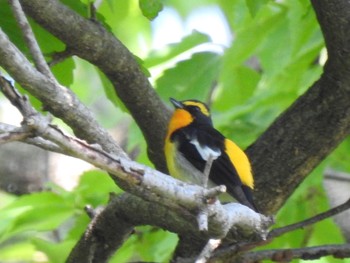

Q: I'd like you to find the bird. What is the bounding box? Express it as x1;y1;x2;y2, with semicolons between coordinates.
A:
164;98;259;212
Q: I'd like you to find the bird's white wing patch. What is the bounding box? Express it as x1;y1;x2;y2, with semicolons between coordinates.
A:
190;138;221;161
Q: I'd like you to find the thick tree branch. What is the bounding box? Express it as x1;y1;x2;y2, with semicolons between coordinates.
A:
247;0;350;214
311;1;350;72
67;196;134;263
0;122;65;154
69;193;270;263
0;27;124;156
19;0;170;171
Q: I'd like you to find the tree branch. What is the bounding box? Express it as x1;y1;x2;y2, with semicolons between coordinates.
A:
247;0;350;214
67;195;134;263
20;0;170;171
196;239;221;263
268;197;350;239
0;122;65;154
0;127;31;143
9;0;55;80
0;27;124;156
239;244;350;262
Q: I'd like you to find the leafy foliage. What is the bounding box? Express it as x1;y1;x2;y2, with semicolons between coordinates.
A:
0;0;349;262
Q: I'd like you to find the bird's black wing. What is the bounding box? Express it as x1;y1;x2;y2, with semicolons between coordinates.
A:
210;152;258;211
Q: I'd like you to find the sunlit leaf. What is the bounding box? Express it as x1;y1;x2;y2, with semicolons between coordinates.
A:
221;3;286;70
0;192;74;242
74;170;122;206
156;52;221;102
139;0;163;20
0;242;36;262
144;31;211;68
215;65;260;111
245;0;269;17
114;226;177;262
97;69;126;110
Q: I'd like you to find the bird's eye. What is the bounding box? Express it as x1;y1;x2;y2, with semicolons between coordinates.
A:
194;106;200;112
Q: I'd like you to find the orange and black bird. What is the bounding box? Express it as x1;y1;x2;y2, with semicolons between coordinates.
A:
164;98;258;212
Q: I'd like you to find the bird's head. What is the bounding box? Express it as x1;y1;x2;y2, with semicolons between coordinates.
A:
169;98;212;126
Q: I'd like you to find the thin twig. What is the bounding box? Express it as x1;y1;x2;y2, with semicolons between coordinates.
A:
203;155;215;188
0;122;66;154
9;0;56;81
204;185;227;200
197;155;219;232
195;239;222;263
89;2;97;21
48;49;74;67
84;205;104;219
324;169;350;183
241;243;350;262
268;197;350;239
0;75;36;116
197;209;209;232
0;130;31;144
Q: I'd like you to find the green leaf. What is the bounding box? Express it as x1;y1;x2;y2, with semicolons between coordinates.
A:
166;0;216;18
222;3;286;70
215;65;260;111
327;137;350;172
134;54;151;77
65;213;90;241
0;192;74;242
96;69;126;110
0;191;17;209
74;170;122;207
156;52;221;102
111;226;177;262
60;0;90;17
51;57;75;87
218;0;251;31
285;0;321;57
0;242;36;262
32;238;76;263
144;31;211;68
30;19;65;57
0;1;29;54
139;0;163;20
134;227;178;262
245;0;269;17
2;192;68;210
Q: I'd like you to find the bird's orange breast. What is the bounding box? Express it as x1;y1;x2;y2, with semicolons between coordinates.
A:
166;109;193;140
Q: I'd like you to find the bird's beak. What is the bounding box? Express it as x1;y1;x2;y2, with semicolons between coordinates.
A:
169;98;184;109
